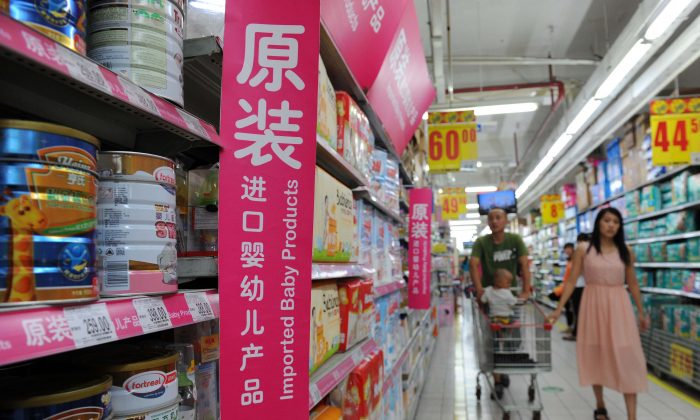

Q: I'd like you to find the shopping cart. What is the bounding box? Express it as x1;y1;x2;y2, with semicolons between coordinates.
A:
471;297;553;420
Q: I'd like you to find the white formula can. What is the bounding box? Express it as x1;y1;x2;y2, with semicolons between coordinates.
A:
87;0;185;106
97;152;177;296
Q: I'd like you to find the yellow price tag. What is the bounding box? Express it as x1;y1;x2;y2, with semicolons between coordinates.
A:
650;97;700;165
432;243;448;254
670;343;693;380
439;188;467;220
427;111;478;172
540;201;564;224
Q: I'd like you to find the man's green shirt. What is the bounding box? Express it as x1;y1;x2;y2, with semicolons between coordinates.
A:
472;233;528;287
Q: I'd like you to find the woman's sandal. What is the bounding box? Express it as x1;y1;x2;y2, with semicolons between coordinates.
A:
594;408;610;420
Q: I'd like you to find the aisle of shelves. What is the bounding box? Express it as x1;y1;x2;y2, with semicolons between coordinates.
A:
0;3;438;419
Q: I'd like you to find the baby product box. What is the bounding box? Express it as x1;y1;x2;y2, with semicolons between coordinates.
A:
310;281;342;373
313;167;358;262
338;279;367;352
672;171;689;205
336;91;360;167
333;348;384;420
359;279;375;343
310;405;343;420
357;200;374;266
688;238;700;262
640;184;661;213
318;56;338;149
688;173;700;202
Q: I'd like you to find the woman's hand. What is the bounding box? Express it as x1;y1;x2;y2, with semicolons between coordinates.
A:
639;313;650;332
547;308;562;325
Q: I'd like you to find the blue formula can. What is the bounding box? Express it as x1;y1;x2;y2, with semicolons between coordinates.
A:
0;374;113;419
1;0;87;54
0;160;98;305
0;120;99;172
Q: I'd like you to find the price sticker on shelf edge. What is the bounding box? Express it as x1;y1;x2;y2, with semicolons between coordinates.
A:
185;292;215;323
540;200;565;225
63;303;117;348
133;297;173;333
650;97;700;165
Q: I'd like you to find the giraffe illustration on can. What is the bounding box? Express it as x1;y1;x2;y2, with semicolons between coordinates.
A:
0;188;47;302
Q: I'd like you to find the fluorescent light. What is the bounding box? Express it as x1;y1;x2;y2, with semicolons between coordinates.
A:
190;0;225;12
545;133;574;161
476;161;483;168
465;186;497;193
424;164;429;172
645;0;693;40
438;188;444;194
465;213;481;219
471;102;538;116
594;39;652;99
450;220;481;226
422;111;429;120
466;203;479;210
481;226;492;235
565;98;602;134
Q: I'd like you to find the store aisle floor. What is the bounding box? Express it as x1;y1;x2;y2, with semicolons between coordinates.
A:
415;300;700;420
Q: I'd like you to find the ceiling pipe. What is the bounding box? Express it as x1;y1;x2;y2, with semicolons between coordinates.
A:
427;56;600;66
450;80;564;95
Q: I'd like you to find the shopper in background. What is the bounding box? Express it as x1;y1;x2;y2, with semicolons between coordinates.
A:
565;232;591;341
470;208;531;300
548;208;648;420
560;242;576;336
470;207;531;392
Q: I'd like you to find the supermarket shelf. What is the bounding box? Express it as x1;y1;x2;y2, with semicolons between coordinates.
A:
634;262;700;269
0;14;219;156
640;287;700;299
178;256;218;283
319;22;413;187
382;324;421;394
311;263;376;280
552;275;564;282
374;280;406;298
316;134;370;189
625;199;700;224
406;335;437;420
183;36;223;130
400;198;410;211
0;290;219;367
353;187;404;224
578;165;692;215
627;231;700;245
308;338;379;409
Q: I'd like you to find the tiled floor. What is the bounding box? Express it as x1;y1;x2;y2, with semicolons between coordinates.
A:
415;298;700;420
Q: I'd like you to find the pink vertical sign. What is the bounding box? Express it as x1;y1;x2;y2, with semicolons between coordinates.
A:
408;188;432;309
219;1;319;418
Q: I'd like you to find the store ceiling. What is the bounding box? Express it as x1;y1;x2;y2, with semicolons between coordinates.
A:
415;0;641;188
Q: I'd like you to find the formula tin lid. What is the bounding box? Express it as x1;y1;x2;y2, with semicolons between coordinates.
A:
0;374;112;408
84;347;179;372
0;120;101;148
99;151;175;165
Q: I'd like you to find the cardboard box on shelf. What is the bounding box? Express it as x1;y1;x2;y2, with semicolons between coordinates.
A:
338;279;373;352
310;281;342;374
336;91;360;168
313;167;358;262
330;349;384;420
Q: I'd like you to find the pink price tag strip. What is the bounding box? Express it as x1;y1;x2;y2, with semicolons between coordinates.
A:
0;14;219;144
0;291;219;367
309;339;378;408
374;280;406;298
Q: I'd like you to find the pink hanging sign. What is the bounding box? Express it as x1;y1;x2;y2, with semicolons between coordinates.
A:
219;1;319;418
366;4;436;156
408;188;432;309
321;0;409;89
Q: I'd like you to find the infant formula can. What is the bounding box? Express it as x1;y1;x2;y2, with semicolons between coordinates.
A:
84;348;179;417
0;374;113;419
2;0;87;54
0;161;98;305
87;0;185;106
112;399;179;420
97;152;177;296
0;120;99;172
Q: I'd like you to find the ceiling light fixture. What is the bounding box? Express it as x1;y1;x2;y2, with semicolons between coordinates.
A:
594;39;652;99
466;203;480;209
471;102;539;116
565;98;603;134
476;161;483;168
464;186;497;193
190;0;225;12
422;111;429;120
644;0;693;40
465;213;481;219
450;220;482;226
438;188;444;194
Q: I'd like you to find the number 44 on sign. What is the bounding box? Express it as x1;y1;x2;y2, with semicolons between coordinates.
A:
650;97;700;165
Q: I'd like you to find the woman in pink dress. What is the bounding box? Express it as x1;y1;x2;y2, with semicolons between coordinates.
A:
549;208;649;420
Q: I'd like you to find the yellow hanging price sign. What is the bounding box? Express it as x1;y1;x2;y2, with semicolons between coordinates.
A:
540;194;564;225
439;187;467;220
432;243;448;254
650;97;700;165
427;111;478;172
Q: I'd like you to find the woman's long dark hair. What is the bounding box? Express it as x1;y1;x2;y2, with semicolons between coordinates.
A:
588;207;631;266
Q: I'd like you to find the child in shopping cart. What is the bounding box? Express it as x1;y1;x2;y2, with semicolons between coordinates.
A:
481;269;518;324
